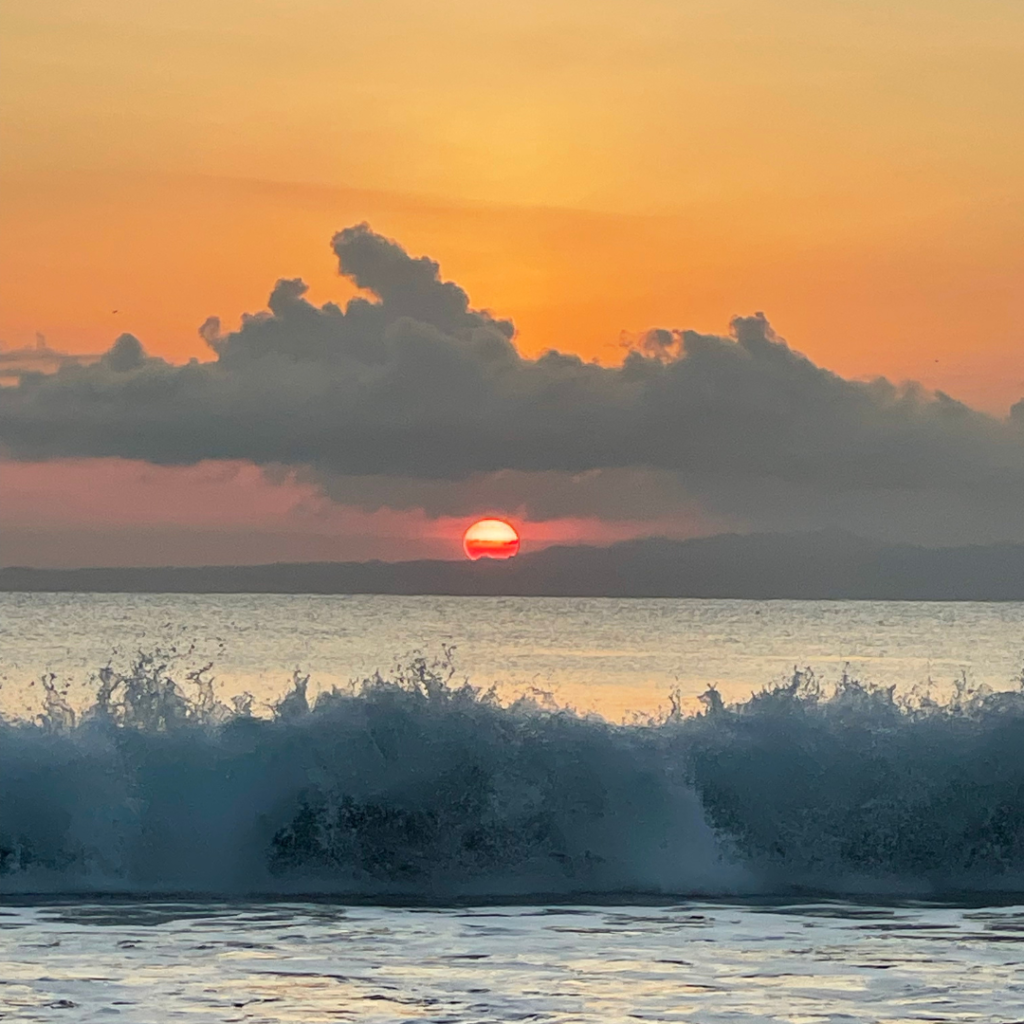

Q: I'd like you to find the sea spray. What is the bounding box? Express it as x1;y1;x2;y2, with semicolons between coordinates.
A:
0;649;731;896
4;651;1024;897
681;669;1024;891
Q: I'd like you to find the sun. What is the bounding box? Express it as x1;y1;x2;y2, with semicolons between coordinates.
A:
463;519;520;560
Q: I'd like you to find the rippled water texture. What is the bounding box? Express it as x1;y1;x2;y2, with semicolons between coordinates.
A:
4;899;1024;1023
4;593;1024;719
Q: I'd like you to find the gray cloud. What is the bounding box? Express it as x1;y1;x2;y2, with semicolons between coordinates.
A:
302;466;718;526
0;337;97;381
2;223;1024;544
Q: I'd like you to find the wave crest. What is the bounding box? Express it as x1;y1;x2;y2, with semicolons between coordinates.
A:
4;651;1024;897
684;669;1024;891
0;650;727;896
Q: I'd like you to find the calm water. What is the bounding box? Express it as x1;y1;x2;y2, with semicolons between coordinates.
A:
4;899;1024;1022
3;593;1024;719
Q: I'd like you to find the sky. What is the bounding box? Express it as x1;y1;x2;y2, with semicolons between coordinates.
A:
2;0;1024;566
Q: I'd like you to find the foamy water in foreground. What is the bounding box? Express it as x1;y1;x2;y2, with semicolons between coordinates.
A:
4;899;1024;1022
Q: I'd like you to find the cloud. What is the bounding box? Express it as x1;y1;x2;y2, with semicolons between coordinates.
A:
3;223;1024;544
0;336;97;382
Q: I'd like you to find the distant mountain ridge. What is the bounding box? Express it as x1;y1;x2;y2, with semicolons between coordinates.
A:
6;531;1024;600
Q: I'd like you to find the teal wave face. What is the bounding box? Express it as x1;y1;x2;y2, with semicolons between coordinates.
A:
4;652;1024;898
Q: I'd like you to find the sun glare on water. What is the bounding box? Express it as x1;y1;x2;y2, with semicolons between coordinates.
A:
463;519;520;560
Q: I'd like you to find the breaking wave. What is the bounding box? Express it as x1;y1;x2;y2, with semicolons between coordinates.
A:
4;649;1024;899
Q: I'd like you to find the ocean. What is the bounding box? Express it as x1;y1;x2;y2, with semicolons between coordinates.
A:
4;592;1024;1022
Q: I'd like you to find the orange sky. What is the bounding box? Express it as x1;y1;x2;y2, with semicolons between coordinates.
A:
4;0;1024;567
3;0;1024;412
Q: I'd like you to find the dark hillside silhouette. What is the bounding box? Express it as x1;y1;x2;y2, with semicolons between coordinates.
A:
6;531;1024;599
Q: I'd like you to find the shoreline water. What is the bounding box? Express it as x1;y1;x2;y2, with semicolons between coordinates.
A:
6;898;1024;1022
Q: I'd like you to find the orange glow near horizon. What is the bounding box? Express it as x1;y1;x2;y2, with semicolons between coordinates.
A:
463;519;521;561
0;459;715;568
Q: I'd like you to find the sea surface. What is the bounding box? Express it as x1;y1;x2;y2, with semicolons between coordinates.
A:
3;592;1024;720
5;593;1024;1022
5;898;1024;1023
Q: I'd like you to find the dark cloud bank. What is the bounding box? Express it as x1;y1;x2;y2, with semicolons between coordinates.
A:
4;223;1024;547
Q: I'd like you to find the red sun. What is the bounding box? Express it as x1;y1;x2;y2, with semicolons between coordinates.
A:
463;519;520;560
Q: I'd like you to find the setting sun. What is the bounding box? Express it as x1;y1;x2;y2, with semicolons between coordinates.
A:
463;519;520;560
